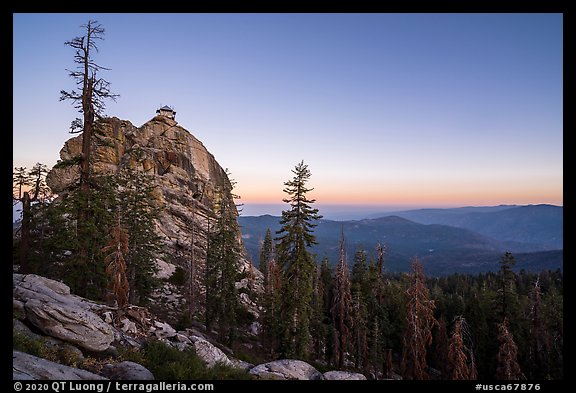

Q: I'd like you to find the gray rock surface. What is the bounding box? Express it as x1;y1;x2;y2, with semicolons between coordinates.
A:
229;358;254;371
249;359;323;380
13;351;106;380
322;370;367;380
152;321;177;339
121;318;138;334
13;274;115;352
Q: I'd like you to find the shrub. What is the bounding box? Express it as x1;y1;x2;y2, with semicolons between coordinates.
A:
12;329;82;367
202;363;254;380
174;311;193;331
141;340;204;379
121;339;253;380
13;330;49;359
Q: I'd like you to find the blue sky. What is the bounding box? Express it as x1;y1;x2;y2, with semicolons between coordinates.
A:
13;13;563;217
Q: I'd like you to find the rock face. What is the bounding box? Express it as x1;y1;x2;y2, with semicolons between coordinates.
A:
248;359;323;380
13;351;106;380
46;113;263;321
13;274;115;352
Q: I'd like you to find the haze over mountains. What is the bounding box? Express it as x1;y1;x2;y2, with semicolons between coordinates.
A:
238;204;563;276
368;204;562;249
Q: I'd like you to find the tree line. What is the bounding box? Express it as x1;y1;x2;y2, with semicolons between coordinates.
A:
255;161;562;380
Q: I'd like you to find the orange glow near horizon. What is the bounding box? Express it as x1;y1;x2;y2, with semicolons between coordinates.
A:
13;176;563;208
235;182;563;207
234;163;563;206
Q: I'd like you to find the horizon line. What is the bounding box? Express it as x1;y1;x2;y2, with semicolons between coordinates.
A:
238;202;563;219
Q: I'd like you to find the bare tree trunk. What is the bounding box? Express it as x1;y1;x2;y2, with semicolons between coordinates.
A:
76;41;95;298
188;204;197;319
19;192;31;273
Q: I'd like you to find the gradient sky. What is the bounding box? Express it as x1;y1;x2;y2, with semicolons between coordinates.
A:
13;13;563;216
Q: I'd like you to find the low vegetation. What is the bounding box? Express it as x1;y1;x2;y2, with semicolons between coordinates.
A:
118;340;253;380
13;327;253;380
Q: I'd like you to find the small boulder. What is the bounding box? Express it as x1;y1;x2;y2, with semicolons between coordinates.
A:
102;361;154;380
189;336;232;368
229;358;254;371
249;359;323;380
121;318;138;334
175;333;191;344
153;321;176;339
323;370;367;380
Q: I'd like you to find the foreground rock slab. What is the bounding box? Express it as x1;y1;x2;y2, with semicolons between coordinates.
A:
13;351;106;380
13;274;115;352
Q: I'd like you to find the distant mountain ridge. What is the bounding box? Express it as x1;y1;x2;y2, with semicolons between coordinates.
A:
371;204;563;249
238;204;562;276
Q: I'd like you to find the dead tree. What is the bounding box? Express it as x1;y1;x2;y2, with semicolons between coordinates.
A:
60;19;118;192
401;258;438;380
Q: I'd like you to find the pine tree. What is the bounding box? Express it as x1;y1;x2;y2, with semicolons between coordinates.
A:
376;242;386;276
13;166;29;204
205;171;242;345
401;258;438;380
259;229;281;356
259;228;274;285
275;160;322;359
351;250;367;291
364;245;388;376
30;159;163;303
12;163;51;273
59;20;118;295
496;318;525;380
39;175;117;299
261;256;283;358
527;277;549;379
116;165;163;305
350;249;369;370
498;252;517;320
381;275;407;371
469;274;500;379
332;230;353;369
319;257;336;365
542;281;563;379
310;263;327;362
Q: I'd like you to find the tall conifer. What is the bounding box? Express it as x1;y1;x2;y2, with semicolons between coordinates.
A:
275;161;322;359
